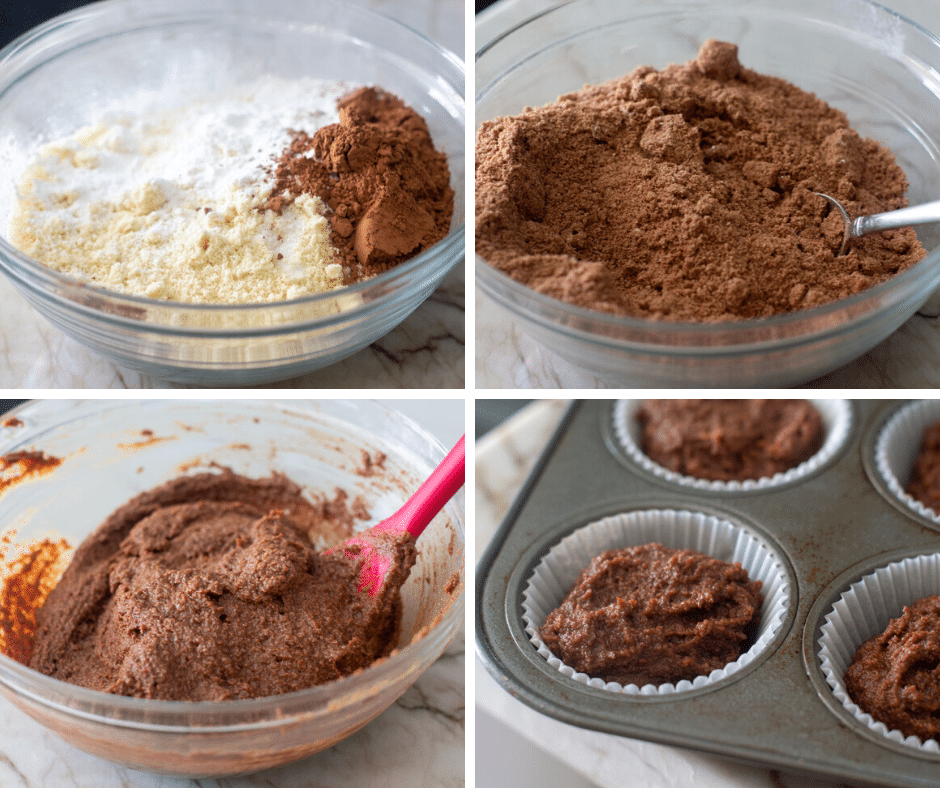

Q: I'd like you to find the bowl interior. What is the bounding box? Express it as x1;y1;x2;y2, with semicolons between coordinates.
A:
0;0;464;314
0;0;465;383
0;399;464;773
475;0;940;385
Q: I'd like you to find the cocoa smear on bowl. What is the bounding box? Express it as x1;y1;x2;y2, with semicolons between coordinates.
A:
475;40;926;322
261;87;454;284
0;533;71;665
0;450;62;496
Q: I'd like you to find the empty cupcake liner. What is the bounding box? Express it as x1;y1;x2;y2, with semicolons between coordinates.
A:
612;399;852;492
521;509;790;696
875;400;940;525
817;552;940;754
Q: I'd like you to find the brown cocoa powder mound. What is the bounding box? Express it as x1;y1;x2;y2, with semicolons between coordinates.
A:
475;40;927;322
261;87;454;282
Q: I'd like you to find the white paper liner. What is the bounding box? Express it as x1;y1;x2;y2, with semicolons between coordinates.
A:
522;509;790;696
817;553;940;754
612;399;852;492
875;399;940;525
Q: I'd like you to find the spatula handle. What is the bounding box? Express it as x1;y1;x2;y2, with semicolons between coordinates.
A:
394;435;465;539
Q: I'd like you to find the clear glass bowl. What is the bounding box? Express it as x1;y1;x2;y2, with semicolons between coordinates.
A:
0;0;465;386
0;400;464;777
475;0;940;387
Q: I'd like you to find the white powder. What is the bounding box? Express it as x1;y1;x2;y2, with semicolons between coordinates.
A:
9;77;353;304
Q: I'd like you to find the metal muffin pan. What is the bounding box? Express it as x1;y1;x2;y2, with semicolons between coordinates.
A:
476;399;940;788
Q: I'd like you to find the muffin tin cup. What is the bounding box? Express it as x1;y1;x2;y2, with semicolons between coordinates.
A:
612;399;853;491
818;552;940;754
875;400;940;525
521;508;790;696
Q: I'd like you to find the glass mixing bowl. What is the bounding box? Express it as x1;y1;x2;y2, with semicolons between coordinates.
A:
0;400;464;777
475;0;940;387
0;0;465;386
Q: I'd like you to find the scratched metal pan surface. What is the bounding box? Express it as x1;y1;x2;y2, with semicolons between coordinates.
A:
475;399;940;788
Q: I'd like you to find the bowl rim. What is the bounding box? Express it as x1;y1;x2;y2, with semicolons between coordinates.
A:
475;0;940;62
0;0;466;326
0;398;466;730
474;0;940;354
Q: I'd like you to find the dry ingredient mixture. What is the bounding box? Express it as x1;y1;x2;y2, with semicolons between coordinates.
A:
539;543;763;686
905;421;940;513
9;80;452;304
24;469;417;701
845;595;940;743
476;40;926;321
637;399;824;482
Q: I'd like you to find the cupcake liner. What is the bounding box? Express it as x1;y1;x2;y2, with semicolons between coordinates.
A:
817;553;940;754
522;509;790;696
612;399;852;492
874;399;940;525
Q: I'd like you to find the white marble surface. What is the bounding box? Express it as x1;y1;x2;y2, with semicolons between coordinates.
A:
474;400;894;788
474;0;940;390
0;398;465;787
0;0;465;390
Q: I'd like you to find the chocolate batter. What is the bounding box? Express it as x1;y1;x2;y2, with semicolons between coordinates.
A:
905;421;940;513
845;595;940;742
637;400;824;482
539;543;763;686
28;470;417;701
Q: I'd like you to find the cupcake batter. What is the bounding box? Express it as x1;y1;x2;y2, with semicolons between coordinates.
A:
637;399;823;481
539;543;763;686
28;469;417;701
845;595;940;742
905;421;940;513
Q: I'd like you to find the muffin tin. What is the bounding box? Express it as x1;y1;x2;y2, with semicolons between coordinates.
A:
475;399;940;787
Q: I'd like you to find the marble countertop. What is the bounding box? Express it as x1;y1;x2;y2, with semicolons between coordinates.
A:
0;398;465;787
475;400;897;788
0;0;464;390
475;0;940;389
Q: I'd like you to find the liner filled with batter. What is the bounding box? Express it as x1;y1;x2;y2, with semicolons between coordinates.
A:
875;400;940;526
612;399;852;492
818;552;940;753
522;509;790;695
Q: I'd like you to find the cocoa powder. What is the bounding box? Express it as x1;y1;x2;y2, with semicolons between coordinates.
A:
475;40;927;321
262;87;454;282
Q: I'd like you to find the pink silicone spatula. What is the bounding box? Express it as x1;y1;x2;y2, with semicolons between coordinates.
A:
331;435;465;596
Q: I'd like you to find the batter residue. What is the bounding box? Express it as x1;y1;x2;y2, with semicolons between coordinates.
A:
28;469;417;701
539;543;762;686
